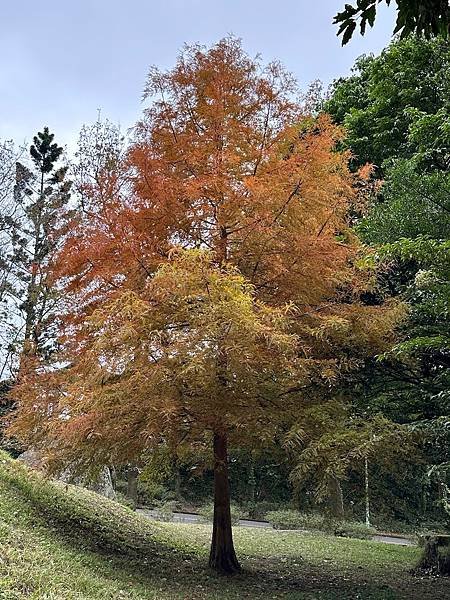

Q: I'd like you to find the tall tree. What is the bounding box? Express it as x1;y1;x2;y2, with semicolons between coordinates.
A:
326;36;450;519
326;36;450;172
10;128;72;362
0;139;23;376
10;39;399;573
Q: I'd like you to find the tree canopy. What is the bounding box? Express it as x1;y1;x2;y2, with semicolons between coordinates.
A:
9;38;401;574
325;36;450;171
326;34;450;520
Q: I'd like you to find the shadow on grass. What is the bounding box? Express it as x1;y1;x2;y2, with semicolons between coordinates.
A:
1;457;442;599
2;460;196;565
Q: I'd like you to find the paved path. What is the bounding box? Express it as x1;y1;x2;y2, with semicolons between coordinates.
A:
137;509;415;545
372;534;415;545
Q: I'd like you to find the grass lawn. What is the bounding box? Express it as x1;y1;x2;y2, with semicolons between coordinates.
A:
0;452;446;600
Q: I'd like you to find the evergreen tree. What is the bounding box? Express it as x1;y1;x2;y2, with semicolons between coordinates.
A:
325;36;450;172
11;127;72;362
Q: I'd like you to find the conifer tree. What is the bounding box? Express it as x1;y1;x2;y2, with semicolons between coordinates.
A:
11;128;72;361
9;40;401;574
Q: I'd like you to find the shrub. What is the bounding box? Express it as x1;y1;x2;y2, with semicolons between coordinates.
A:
246;501;280;520
334;521;377;540
154;500;178;521
267;510;332;531
372;516;418;534
266;509;376;539
115;492;137;511
266;509;311;530
416;522;449;537
198;503;243;525
138;481;174;506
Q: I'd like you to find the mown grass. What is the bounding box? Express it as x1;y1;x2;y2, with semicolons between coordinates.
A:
0;452;445;599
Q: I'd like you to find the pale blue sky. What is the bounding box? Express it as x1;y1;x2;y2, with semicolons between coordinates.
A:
0;1;395;151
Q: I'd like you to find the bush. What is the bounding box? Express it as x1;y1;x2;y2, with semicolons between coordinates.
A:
246;501;281;520
267;509;306;530
266;509;376;539
415;522;449;536
137;481;174;506
372;516;418;534
266;509;332;531
154;500;178;521
334;521;377;540
115;492;137;511
198;502;243;525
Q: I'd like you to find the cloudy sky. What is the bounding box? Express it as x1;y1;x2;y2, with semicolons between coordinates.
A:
0;1;395;152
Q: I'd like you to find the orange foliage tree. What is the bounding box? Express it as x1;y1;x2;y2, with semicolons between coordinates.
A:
10;38;401;574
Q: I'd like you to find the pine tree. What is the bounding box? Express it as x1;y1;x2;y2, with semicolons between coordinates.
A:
11;127;72;362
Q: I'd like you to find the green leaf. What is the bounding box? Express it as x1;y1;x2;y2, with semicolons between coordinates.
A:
366;5;377;27
342;20;357;45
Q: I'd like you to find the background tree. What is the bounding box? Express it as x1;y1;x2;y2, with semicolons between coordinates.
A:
10;39;401;574
335;1;450;45
326;35;450;521
325;36;450;172
0;139;23;377
8;128;72;363
73;117;128;216
286;401;417;520
0;129;72;457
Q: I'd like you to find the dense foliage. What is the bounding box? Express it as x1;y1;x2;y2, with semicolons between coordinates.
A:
326;36;450;171
0;31;448;584
327;35;450;524
8;39;400;574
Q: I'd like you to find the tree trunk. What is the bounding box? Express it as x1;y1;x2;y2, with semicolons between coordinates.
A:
364;456;371;527
126;465;139;510
416;535;450;575
174;464;182;501
327;475;344;520
248;457;256;505
209;431;241;574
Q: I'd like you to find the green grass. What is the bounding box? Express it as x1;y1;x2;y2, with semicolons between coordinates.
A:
0;452;445;599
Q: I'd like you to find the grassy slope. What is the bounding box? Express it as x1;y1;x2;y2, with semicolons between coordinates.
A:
0;452;445;600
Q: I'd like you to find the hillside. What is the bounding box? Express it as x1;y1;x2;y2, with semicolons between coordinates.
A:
0;452;446;600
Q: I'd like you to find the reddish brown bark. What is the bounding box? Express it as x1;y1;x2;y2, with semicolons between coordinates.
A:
208;431;241;574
